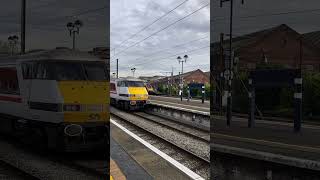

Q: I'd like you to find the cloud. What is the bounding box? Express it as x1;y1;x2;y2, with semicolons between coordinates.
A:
111;0;210;77
0;0;107;51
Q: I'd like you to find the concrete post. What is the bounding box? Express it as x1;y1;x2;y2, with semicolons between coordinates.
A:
294;76;302;132
202;85;205;104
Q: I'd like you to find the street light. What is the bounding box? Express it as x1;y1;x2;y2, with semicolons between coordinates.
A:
177;55;188;84
8;35;19;55
177;55;188;101
131;68;136;77
184;55;188;62
66;20;83;50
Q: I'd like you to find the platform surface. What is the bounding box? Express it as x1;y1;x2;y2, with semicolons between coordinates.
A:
111;118;194;180
110;158;126;180
149;95;209;112
110;136;152;180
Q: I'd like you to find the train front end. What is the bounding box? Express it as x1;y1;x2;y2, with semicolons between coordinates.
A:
21;52;109;152
127;80;149;110
58;80;109;152
116;79;149;110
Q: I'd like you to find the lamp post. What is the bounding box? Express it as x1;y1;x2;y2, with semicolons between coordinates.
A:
177;55;188;101
131;68;136;77
66;20;83;50
8;35;19;55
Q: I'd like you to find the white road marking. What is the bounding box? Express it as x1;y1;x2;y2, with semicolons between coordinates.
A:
111;119;205;180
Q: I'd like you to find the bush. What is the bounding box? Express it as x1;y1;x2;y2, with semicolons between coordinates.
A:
232;71;249;113
303;72;320;117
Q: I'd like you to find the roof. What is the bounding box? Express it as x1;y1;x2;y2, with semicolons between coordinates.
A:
0;48;103;65
213;24;299;52
154;69;206;82
111;77;144;82
138;75;165;81
172;69;205;79
302;31;320;49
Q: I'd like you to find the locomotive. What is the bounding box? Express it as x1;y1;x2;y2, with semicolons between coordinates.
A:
110;78;149;110
0;48;109;152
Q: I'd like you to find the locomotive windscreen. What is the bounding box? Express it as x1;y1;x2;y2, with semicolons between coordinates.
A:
126;81;144;87
22;61;108;81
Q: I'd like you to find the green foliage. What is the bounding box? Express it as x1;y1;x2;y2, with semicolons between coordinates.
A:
205;83;211;99
303;72;320;117
157;84;167;94
232;72;249;113
0;41;10;54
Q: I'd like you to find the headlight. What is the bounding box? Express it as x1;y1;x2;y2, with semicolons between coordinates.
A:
64;124;83;136
63;104;80;111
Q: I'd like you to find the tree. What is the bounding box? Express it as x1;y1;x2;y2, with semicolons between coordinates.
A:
0;41;10;54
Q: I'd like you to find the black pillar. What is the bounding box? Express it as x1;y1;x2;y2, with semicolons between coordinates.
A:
21;0;26;54
248;78;255;128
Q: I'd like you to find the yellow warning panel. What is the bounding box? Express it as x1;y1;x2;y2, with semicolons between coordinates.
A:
110;158;126;180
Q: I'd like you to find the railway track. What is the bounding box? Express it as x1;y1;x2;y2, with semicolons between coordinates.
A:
110;107;210;179
133;111;209;142
52;155;108;177
0;159;41;180
0;135;107;180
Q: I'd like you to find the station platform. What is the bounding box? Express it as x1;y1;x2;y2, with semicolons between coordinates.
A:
110;159;126;180
213;116;320;171
110;136;152;180
149;95;209;112
110;118;196;180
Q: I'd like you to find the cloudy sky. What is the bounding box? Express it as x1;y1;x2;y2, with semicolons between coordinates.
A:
111;0;320;78
111;0;210;77
0;0;107;51
211;0;320;42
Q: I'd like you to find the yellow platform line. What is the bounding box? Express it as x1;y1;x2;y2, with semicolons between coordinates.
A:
110;159;126;180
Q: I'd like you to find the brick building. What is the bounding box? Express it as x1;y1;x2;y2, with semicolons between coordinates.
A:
213;24;320;72
149;69;209;90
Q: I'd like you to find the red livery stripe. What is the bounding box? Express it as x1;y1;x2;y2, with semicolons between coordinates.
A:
0;95;22;103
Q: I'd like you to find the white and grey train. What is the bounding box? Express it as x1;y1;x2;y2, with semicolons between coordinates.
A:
0;48;109;152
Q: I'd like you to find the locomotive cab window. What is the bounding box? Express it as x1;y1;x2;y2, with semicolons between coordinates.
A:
110;83;116;91
0;67;20;94
126;81;144;87
22;61;108;81
117;81;144;87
